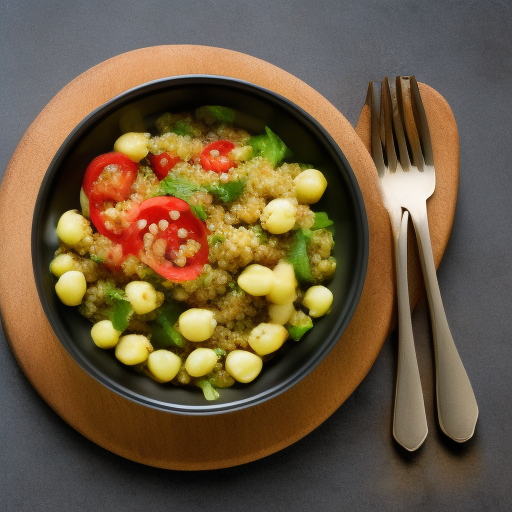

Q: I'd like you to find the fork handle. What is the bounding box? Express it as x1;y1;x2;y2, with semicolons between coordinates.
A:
393;210;428;451
408;203;479;442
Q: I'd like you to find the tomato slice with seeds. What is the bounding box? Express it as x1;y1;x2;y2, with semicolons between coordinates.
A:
83;152;138;202
123;196;209;282
83;152;139;242
88;200;141;245
199;140;237;173
149;152;182;180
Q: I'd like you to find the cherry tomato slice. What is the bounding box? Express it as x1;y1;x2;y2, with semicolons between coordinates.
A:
149;153;181;180
123;196;209;282
199;140;237;173
88;200;140;244
83;152;138;202
82;152;139;243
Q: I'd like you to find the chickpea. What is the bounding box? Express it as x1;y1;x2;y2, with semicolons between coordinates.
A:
113;132;149;162
55;270;87;306
91;319;121;349
237;264;275;296
262;198;296;234
303;285;334;317
147;350;182;382
293;169;327;204
248;323;289;356
124;281;158;315
50;253;76;277
225;350;263;383
56;210;88;245
185;348;218;377
179;308;217;342
268;301;295;325
115;334;153;366
266;261;298;305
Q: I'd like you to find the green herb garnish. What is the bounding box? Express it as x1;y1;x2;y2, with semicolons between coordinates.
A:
195;379;220;401
196;106;236;124
159;175;202;201
149;302;185;349
103;284;134;331
159;175;206;220
312;211;334;230
109;300;133;332
249;126;292;167
209;234;226;245
207;180;246;203
250;225;267;244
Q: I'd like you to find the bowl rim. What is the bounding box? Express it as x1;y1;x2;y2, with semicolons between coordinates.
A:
32;74;369;415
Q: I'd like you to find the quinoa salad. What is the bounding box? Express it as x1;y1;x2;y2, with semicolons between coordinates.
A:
51;106;337;400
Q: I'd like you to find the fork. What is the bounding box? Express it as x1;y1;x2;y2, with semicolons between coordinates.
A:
368;80;428;451
367;76;478;444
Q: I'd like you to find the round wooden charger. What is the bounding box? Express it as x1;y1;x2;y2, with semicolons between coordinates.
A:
0;46;459;470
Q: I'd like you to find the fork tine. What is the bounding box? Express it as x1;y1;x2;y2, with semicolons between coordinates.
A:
366;81;386;177
409;76;435;167
386;77;411;173
397;76;424;171
381;77;399;173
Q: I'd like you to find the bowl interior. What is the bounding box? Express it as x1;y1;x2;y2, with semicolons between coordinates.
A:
32;76;368;415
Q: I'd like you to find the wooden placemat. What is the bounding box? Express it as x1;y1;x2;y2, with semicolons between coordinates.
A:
0;46;458;470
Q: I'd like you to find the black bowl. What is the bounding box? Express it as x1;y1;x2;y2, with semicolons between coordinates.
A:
32;75;369;415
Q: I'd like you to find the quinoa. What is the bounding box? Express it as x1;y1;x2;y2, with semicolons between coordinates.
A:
52;107;337;400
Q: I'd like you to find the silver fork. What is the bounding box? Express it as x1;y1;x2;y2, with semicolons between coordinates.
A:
368;80;427;451
368;76;478;444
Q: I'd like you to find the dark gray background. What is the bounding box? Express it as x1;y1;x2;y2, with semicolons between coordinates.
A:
1;1;511;510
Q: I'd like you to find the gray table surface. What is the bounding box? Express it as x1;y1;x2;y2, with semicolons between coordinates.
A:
1;1;511;510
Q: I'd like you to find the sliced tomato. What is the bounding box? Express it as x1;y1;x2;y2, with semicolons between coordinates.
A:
199;140;237;173
82;152;139;242
123;196;209;282
83;152;138;202
149;153;181;180
88;200;140;244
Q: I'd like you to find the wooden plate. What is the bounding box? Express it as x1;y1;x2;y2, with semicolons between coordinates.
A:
0;46;459;470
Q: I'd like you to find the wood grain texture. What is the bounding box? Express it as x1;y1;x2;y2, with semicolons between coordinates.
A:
0;46;458;470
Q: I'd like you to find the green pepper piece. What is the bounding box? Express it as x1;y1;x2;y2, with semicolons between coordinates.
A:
287;228;312;282
287;316;314;341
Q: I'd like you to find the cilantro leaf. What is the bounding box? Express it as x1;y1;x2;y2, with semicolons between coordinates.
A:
159;175;204;201
312;212;334;230
249;126;292;167
159;176;207;220
171;119;200;137
149;303;185;349
190;204;207;221
207;180;246;203
109;300;133;332
196;106;236;124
